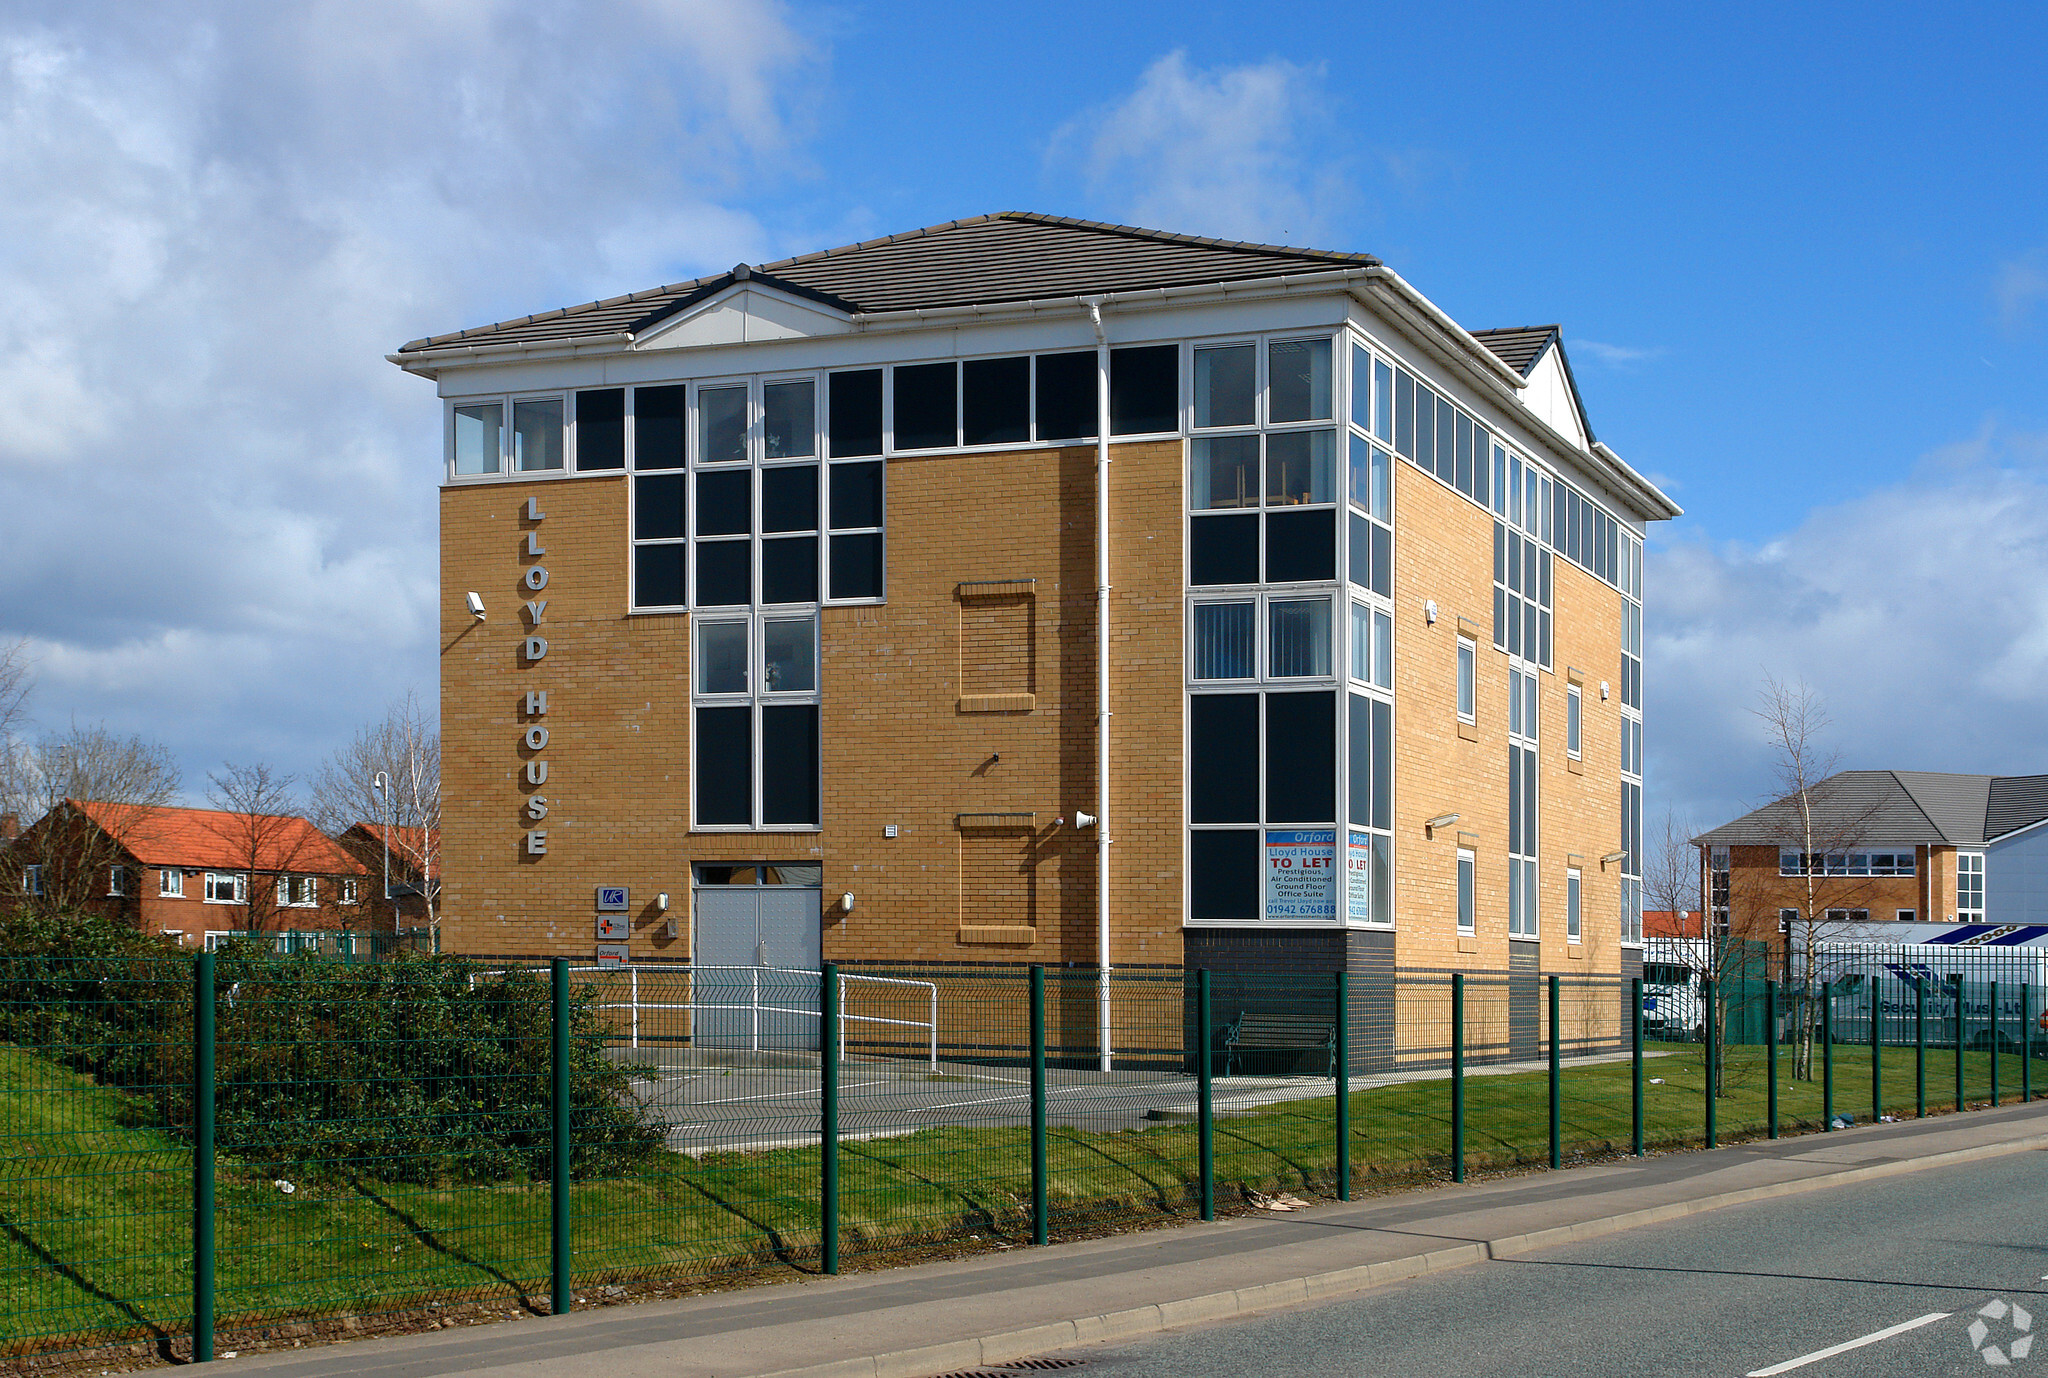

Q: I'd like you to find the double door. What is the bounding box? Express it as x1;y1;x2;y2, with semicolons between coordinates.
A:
693;886;821;1049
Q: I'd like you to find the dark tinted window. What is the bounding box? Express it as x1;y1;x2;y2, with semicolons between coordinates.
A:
829;461;883;529
962;356;1030;446
1110;345;1177;435
1348;514;1369;591
635;385;687;469
1035;351;1097;440
1189;829;1259;920
1394;371;1414;459
695;706;752;826
1349;693;1373;827
830;532;883;599
1265;509;1335;584
634;544;686;607
761;536;818;605
1266;691;1335;823
1190;513;1259;587
695;542;750;606
894;362;957;450
762;704;820;826
576;389;624;470
635;474;686;540
696;469;750;536
1190;693;1259;823
761;465;818;532
1370;521;1392;597
827;370;882;457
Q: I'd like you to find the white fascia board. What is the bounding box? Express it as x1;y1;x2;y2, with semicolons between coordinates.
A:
1986;811;2048;846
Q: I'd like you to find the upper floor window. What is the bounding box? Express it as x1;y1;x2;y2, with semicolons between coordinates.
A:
160;868;183;898
1189;596;1336;682
1566;683;1583;759
452;396;564;476
22;865;41;896
108;864;128;897
1779;850;1917;877
204;872;247;905
1456;637;1476;723
1957;852;1985;920
277;875;319;907
1190;335;1340;590
693;612;821;830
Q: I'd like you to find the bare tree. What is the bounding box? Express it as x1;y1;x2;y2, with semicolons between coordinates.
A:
0;638;29;749
0;723;182;917
308;692;440;934
204;761;313;933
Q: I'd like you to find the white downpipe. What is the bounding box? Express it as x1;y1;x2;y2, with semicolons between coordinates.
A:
1088;298;1114;1074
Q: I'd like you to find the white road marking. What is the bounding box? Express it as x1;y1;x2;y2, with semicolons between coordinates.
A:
1745;1312;1953;1376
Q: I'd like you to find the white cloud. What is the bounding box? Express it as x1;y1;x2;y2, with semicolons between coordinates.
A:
1996;247;2048;331
1568;338;1666;369
0;1;820;798
1649;426;2048;830
1049;50;1350;245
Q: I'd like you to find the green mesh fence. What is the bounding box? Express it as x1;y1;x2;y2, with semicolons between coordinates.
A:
0;948;2039;1359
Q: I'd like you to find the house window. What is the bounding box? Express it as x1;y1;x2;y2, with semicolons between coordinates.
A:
1189;690;1343;923
1508;709;1538;940
694;613;822;829
449;395;566;477
1493;519;1553;670
1897;909;1916;922
1826;909;1871;924
1191;334;1340;589
1567;867;1582;943
278;875;318;907
1957;852;1984;920
1567;684;1582;759
23;864;42;896
1457;848;1476;934
160;869;183;898
342;879;360;904
204;872;247;905
1457;637;1476;723
1779;909;1796;934
109;865;128;897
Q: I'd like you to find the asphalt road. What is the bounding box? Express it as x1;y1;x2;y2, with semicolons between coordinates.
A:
1070;1149;2048;1378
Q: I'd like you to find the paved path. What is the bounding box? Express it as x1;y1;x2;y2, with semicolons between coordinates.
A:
222;1099;2048;1378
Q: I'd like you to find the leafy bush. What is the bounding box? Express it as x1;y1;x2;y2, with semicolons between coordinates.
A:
0;910;662;1183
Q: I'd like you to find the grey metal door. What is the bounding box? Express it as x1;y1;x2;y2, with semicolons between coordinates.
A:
693;887;821;1050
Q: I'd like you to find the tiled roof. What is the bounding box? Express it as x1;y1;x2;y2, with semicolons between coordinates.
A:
1696;770;2048;848
73;800;366;874
396;212;1382;354
343;822;440;881
1469;326;1559;377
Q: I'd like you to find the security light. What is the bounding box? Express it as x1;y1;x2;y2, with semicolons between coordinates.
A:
1425;812;1460;834
1601;850;1629;868
466;591;486;621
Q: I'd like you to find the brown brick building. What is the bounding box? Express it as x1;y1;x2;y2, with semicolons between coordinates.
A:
394;213;1678;1033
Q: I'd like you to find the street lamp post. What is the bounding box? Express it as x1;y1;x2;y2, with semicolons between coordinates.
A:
371;771;395;934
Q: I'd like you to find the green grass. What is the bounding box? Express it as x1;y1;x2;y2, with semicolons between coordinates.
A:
2;1040;2039;1356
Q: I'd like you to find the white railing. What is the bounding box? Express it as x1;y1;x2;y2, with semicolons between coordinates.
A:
565;964;940;1069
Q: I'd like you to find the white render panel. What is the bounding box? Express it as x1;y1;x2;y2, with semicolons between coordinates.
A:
1521;347;1588;451
1986;828;2048;924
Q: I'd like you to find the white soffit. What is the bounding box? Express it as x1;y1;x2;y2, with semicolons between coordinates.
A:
634;284;856;351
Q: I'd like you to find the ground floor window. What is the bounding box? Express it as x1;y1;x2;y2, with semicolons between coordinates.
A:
1957;851;1985;920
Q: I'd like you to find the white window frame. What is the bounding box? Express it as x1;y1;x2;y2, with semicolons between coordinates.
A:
342;878;360;904
22;864;41;896
1566;866;1582;943
1896;909;1915;922
277;875;318;908
1456;636;1476;723
1566;683;1583;759
1457;848;1476;934
204;872;247;905
108;864;128;897
159;868;183;898
1956;851;1985;921
445;392;575;484
690;610;824;832
1186;593;1339;686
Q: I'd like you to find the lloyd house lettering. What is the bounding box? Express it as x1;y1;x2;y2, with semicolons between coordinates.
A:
522;495;552;856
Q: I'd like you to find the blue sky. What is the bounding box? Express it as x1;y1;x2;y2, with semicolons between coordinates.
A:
1;0;2045;833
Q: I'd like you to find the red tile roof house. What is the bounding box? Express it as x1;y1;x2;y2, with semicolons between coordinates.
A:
2;799;371;944
1644;909;1704;938
337;822;440;929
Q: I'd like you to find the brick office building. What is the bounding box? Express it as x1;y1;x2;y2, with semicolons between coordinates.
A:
395;214;1677;1021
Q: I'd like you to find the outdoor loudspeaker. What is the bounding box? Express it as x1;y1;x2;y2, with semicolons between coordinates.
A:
1074;811;1098;829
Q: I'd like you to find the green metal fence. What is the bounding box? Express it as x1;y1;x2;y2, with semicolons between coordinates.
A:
0;950;2038;1361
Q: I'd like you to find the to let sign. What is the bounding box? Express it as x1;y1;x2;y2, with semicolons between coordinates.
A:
1265;829;1336;920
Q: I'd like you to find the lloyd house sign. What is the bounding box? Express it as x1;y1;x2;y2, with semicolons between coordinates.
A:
519;495;553;856
1264;829;1336;920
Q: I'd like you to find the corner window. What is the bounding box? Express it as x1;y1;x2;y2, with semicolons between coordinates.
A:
1192;602;1256;681
1566;867;1582;943
1457;637;1476;723
1457;848;1476;934
1567;684;1582;759
512;397;565;472
453;402;503;475
1189;597;1336;683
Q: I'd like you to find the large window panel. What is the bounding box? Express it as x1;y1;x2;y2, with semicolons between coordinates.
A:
1265;430;1334;505
635;474;687;540
454;403;502;475
762;617;816;693
762;380;815;459
696;542;751;607
1371;697;1391;829
1190;513;1259;587
1192;435;1260;510
576;389;624;470
761;537;818;605
699;385;748;464
1190;693;1259;823
828;370;883;457
634;544;686;608
694;706;753;826
1265;691;1335;823
829;461;884;530
1109;345;1178;435
761;465;818;533
962;356;1030;446
1034;352;1098;440
1264;508;1335;584
1194;345;1256;428
635;385;687;469
761;704;821;826
513;398;564;472
696;469;751;536
696;621;748;694
1268;338;1332;422
829;532;883;600
1347;693;1375;827
1268;599;1331;677
1192;603;1255;680
1190;829;1259;920
894;362;957;450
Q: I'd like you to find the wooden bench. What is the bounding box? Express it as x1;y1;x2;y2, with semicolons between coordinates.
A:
1223;1012;1337;1078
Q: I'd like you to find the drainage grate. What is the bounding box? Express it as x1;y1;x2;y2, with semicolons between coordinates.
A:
928;1361;1090;1378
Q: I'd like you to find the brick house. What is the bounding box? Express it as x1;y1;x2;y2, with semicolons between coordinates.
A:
393;212;1678;1042
338;822;440;928
1695;771;2048;947
3;799;371;942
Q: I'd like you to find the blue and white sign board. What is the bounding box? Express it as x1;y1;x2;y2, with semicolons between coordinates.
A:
1266;829;1337;920
595;886;629;912
1347;831;1375;924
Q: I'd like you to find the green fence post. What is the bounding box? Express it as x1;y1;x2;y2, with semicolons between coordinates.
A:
821;962;840;1274
1335;970;1351;1201
193;952;215;1363
1956;979;1967;1112
1197;969;1214;1222
1822;990;1834;1130
1703;977;1717;1148
550;958;571;1314
1990;979;2000;1108
1451;974;1465;1184
1548;975;1561;1170
1871;977;1883;1123
1766;979;1779;1140
1916;979;1927;1119
1631;977;1644;1156
2025;983;2033;1105
1030;965;1047;1246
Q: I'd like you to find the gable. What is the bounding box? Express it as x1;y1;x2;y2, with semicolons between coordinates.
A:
1520;343;1589;451
634;282;857;350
